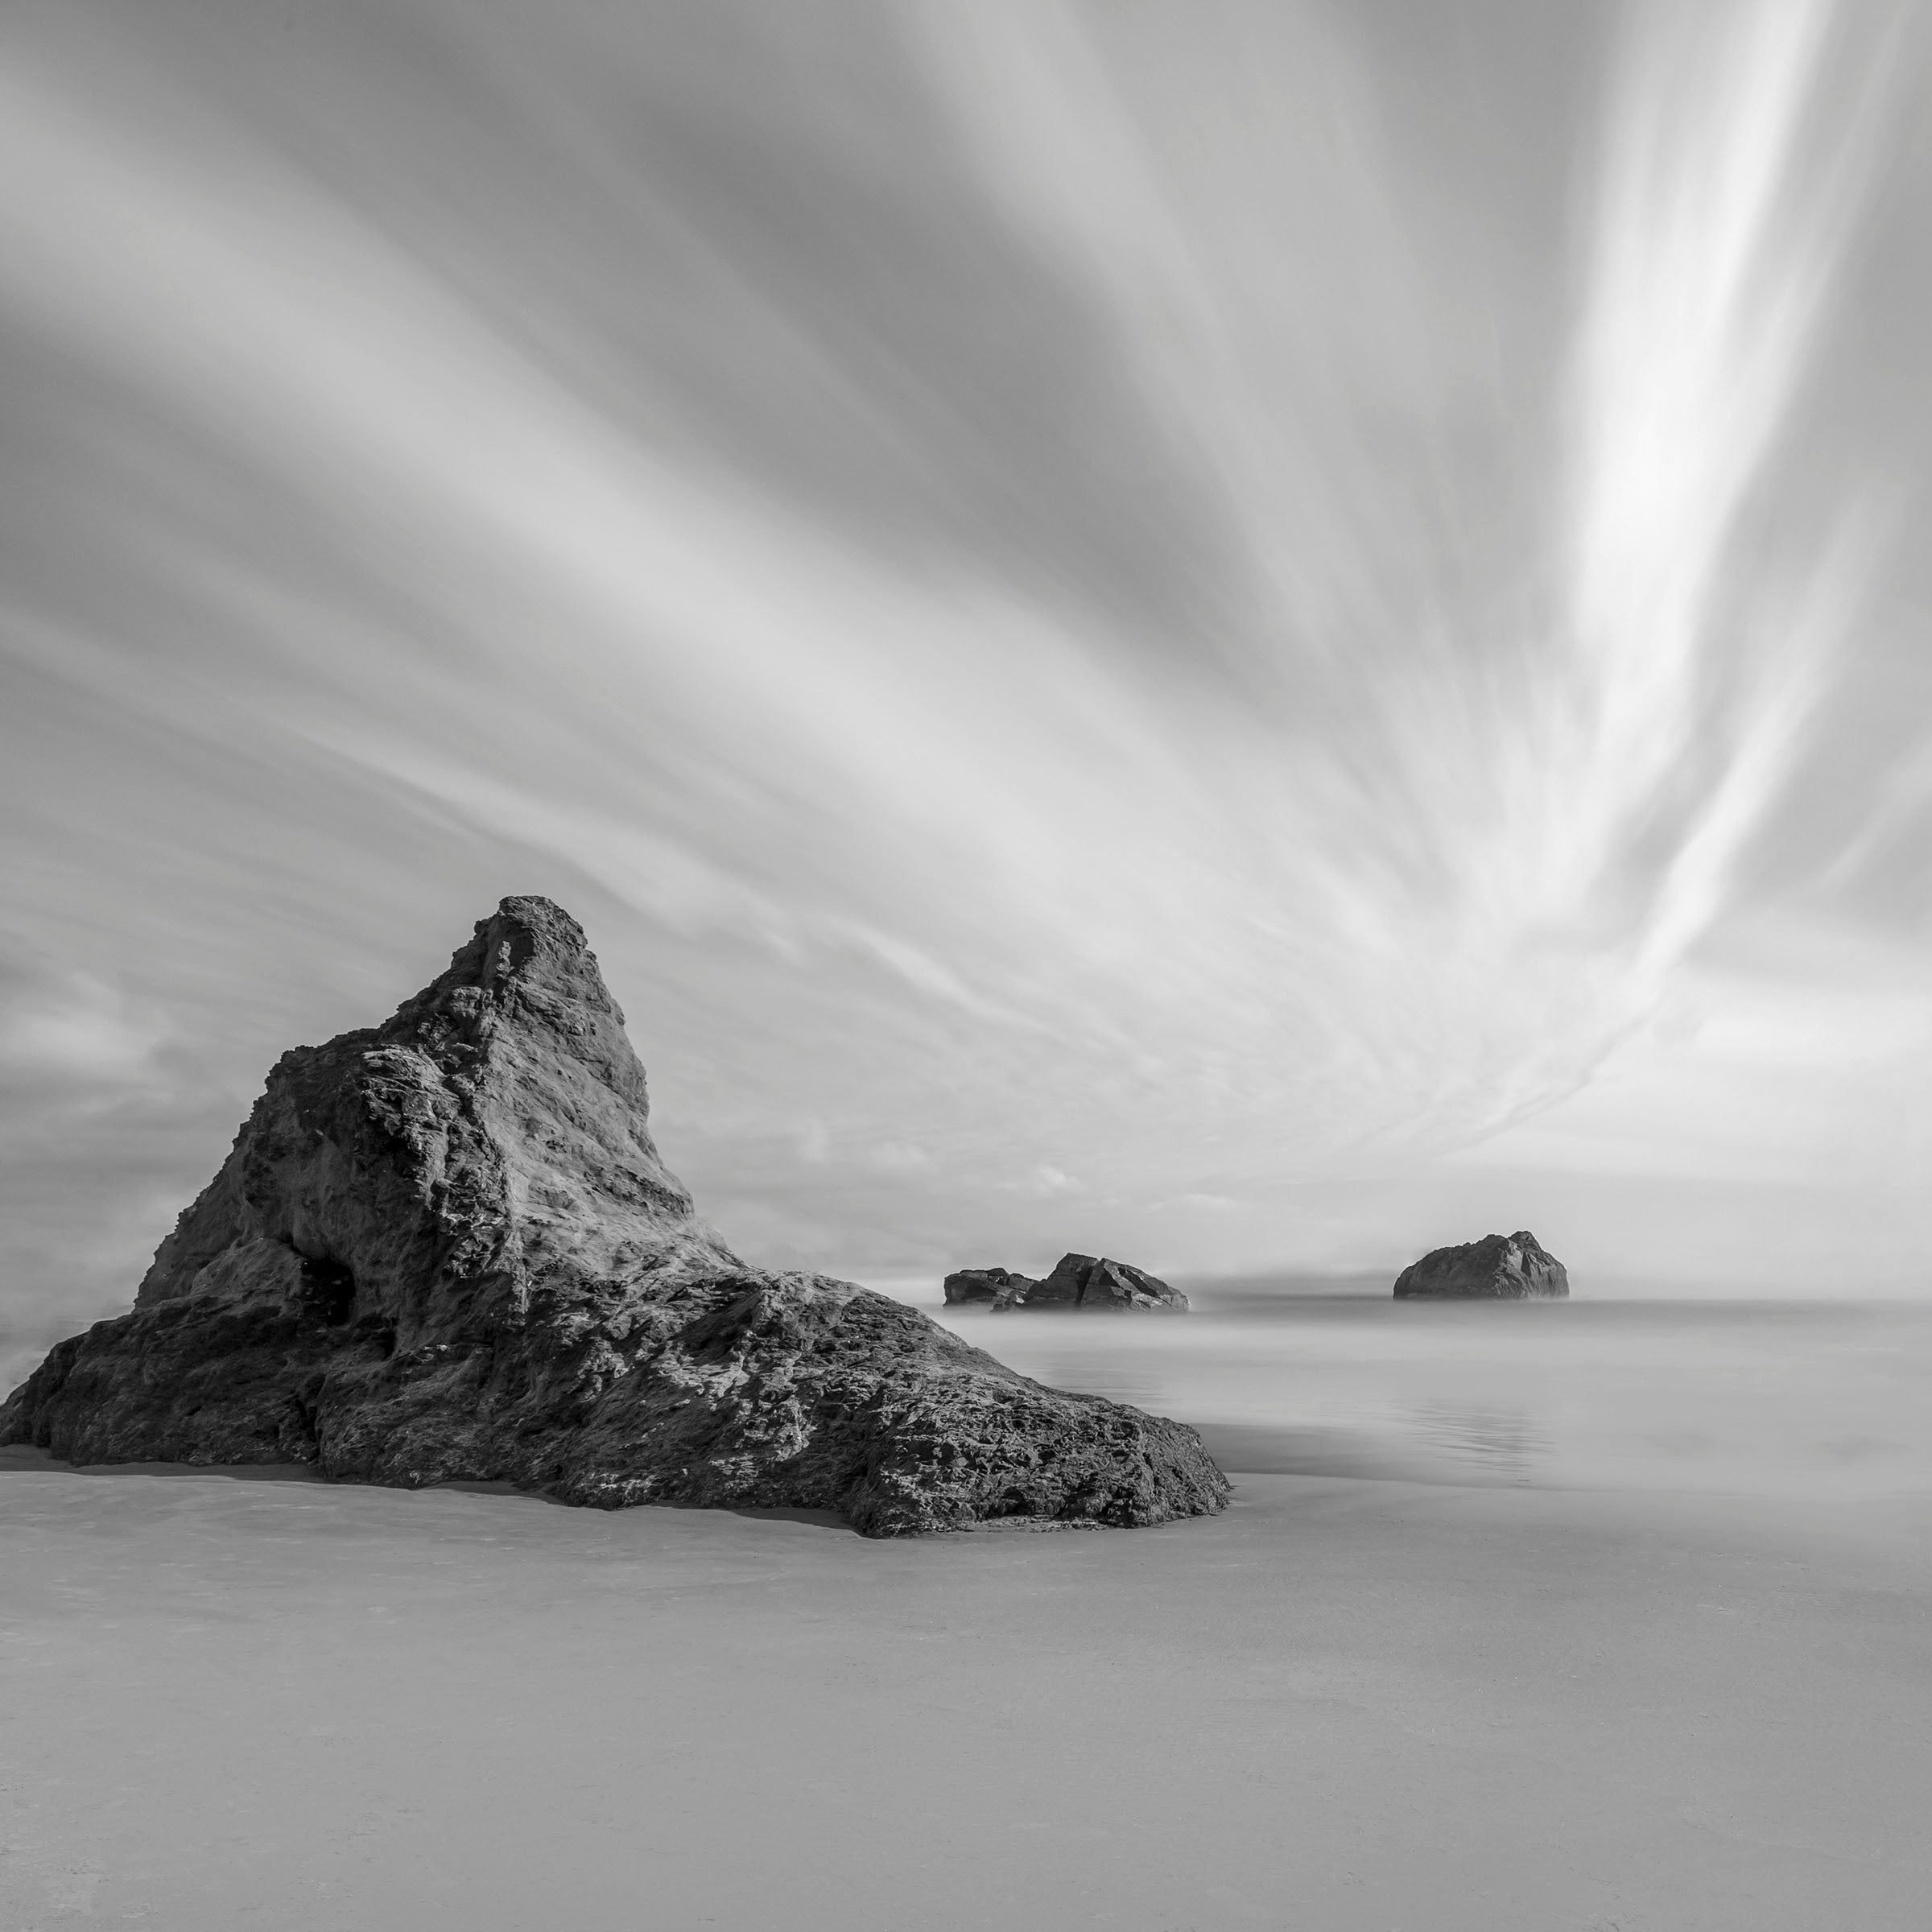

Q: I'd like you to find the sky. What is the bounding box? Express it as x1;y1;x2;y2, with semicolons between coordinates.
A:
2;0;1930;1341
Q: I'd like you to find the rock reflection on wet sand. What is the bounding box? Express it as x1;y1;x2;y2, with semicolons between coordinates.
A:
1402;1402;1548;1484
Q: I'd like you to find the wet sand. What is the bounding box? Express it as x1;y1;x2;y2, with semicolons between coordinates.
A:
3;1449;1929;1930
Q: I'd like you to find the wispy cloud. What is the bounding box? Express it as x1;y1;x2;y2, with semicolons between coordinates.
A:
912;0;1884;1141
0;0;1915;1298
1550;0;1878;976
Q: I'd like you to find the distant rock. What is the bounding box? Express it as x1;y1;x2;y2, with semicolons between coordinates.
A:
943;1265;1038;1307
959;1253;1187;1313
0;898;1228;1537
1393;1231;1569;1300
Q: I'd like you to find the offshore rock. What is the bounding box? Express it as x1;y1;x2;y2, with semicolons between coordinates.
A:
943;1265;1038;1307
0;898;1228;1537
983;1253;1188;1313
1393;1231;1570;1300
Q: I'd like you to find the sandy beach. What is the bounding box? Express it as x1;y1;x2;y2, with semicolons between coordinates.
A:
5;1448;1927;1931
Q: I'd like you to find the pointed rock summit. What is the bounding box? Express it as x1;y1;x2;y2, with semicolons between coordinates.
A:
1;898;1228;1535
1392;1231;1569;1300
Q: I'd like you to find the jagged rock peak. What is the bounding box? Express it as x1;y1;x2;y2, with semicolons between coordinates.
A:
438;893;601;995
130;894;710;1332
378;894;650;1103
3;899;1229;1536
1392;1230;1569;1300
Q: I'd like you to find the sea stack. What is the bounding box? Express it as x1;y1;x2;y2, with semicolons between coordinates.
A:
1393;1231;1569;1299
0;898;1228;1536
943;1265;1037;1307
944;1254;1188;1312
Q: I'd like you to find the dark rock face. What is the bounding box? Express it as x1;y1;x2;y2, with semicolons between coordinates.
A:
1392;1231;1569;1300
0;898;1228;1537
951;1253;1187;1313
943;1266;1038;1307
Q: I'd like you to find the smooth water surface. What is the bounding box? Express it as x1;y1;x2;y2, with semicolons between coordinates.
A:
9;1292;1929;1504
929;1290;1932;1501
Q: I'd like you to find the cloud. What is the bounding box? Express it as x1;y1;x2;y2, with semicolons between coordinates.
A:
1553;0;1880;982
0;967;165;1087
0;0;1920;1299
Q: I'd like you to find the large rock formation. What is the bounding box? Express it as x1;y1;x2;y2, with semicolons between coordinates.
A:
1392;1231;1569;1300
944;1254;1187;1313
0;898;1228;1536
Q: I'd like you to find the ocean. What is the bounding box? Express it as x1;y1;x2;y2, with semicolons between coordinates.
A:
925;1287;1932;1505
9;1288;1930;1509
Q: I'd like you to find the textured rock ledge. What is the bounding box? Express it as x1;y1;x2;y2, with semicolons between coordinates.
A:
0;898;1228;1536
1393;1231;1569;1300
944;1254;1188;1312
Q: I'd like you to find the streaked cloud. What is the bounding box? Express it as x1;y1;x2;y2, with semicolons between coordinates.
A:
0;0;1924;1322
0;962;166;1088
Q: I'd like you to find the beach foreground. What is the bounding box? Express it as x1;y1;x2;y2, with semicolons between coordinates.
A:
3;1450;1927;1931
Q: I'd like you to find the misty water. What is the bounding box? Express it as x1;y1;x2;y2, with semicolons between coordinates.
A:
926;1290;1932;1504
7;1292;1928;1508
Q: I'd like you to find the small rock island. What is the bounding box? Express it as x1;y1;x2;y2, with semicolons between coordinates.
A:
1393;1230;1569;1299
944;1254;1188;1312
0;898;1228;1536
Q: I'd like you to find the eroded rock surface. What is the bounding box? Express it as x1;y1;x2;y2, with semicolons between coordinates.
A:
0;898;1228;1536
1392;1231;1569;1300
